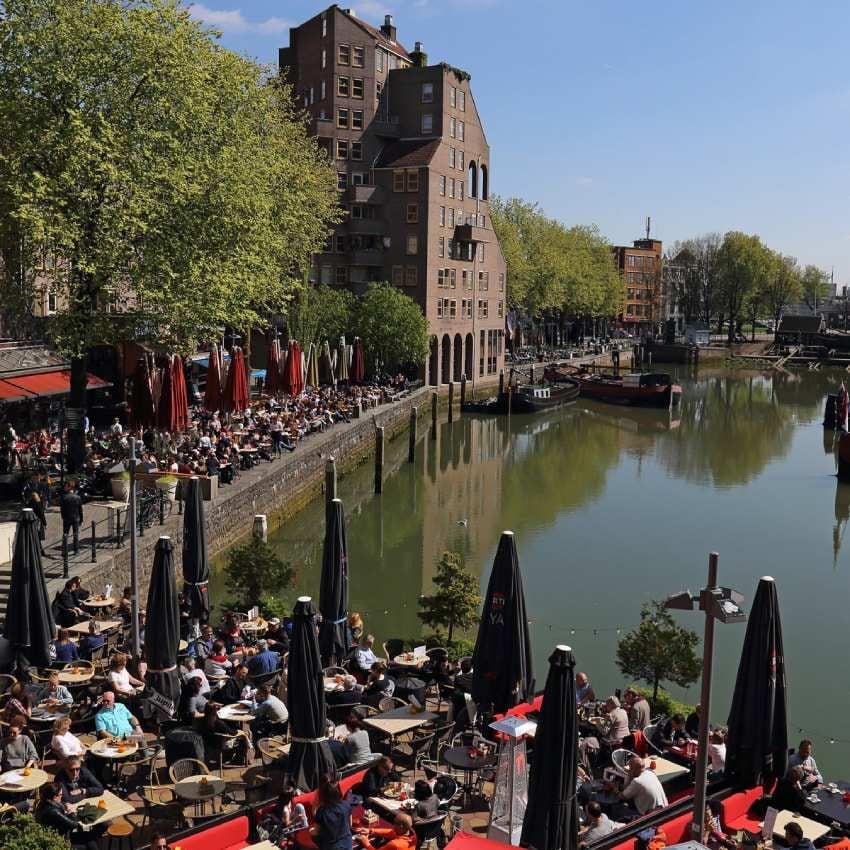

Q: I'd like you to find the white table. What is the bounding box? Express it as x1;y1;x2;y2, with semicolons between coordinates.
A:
68;619;121;636
645;756;690;783
218;703;254;724
393;654;428;669
0;767;48;793
89;739;139;760
362;706;437;738
771;810;831;842
71;790;135;829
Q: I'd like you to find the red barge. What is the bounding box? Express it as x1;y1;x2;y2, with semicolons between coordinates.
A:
545;365;682;408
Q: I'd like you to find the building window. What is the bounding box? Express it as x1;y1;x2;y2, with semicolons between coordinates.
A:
438;237;445;258
47;292;57;313
336;139;349;160
448;299;457;319
406;235;418;255
448;178;455;199
352;110;363;130
405;266;417;287
320;80;326;100
351;142;362;161
337;108;349;128
437;298;443;319
352;78;364;98
439;175;446;196
336;266;347;285
458;181;464;201
499;272;505;291
478;270;487;290
439;206;445;226
450;116;456;138
478;214;486;227
337;76;349;97
321;264;333;284
628;255;637;267
310;87;315;104
450;86;456;108
406;170;419;192
458;208;464;225
478;299;488;319
458;121;464;141
450;269;457;289
421;82;434;103
421;113;433;134
448;208;455;227
338;44;351;65
392;265;404;287
477;243;484;262
337;171;348;190
406;203;418;223
351;205;363;219
393;170;405;192
447;239;453;259
352;45;365;67
437;269;445;288
376;49;384;72
497;301;503;319
461;270;469;290
481;163;489;199
335;235;346;252
376;81;383;100
321;48;327;68
449;147;456;169
458;150;464;171
458;90;465;111
321;13;327;36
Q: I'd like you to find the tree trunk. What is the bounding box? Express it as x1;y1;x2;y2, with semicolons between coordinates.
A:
652;675;660;701
447;619;454;646
67;355;88;473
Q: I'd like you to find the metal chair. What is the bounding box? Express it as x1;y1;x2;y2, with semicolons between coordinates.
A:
215;729;251;776
168;757;209;784
611;748;638;777
257;737;284;767
382;639;405;665
139;784;187;831
643;724;663;755
0;675;17;697
414;813;447;849
378;696;408;712
323;666;347;678
115;743;162;795
392;728;435;778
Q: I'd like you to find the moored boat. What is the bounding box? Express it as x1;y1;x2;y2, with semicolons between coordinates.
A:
462;377;580;414
545;365;682;407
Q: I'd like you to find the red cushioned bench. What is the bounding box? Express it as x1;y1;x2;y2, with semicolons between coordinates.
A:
721;786;765;834
174;814;250;850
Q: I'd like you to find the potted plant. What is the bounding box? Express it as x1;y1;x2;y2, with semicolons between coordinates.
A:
155;474;179;503
110;470;131;502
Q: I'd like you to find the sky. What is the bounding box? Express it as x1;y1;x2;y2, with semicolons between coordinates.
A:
189;0;850;281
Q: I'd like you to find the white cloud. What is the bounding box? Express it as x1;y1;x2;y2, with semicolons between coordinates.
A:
575;176;593;188
190;3;290;36
352;0;391;19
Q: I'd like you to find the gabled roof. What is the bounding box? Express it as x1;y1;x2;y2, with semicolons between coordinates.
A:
778;315;823;333
339;8;410;60
375;138;441;168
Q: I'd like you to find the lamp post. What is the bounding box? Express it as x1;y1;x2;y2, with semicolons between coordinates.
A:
664;552;746;844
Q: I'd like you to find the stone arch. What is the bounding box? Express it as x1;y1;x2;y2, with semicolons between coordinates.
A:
468;161;478;198
481;163;489;200
453;333;463;382
464;332;474;380
441;333;451;384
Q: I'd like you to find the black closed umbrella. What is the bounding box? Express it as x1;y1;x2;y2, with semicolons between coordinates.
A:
472;530;534;715
5;508;54;672
288;596;336;790
182;476;210;626
726;576;787;787
521;645;578;850
144;536;181;711
319;498;349;666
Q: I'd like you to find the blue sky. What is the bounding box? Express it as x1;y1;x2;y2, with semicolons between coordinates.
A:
190;0;850;281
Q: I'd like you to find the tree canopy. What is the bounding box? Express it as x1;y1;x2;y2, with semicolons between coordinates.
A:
418;550;482;645
287;284;354;348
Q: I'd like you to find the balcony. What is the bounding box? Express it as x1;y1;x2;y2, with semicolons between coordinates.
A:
346;218;385;236
348;249;385;267
371;116;401;138
454;221;491;243
311;116;334;138
344;184;382;204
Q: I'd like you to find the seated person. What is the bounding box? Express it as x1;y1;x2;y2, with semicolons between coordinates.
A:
704;801;737;850
55;756;103;804
51;716;87;759
783;821;814;850
37;671;74;707
311;775;352;850
204;640;233;678
412;779;440;822
180;655;211;695
788;739;823;787
773;766;806;813
3;682;32;723
188;624;215;660
52;579;84;627
575;672;596;706
178;675;208;720
211;663;254;705
651;713;690;751
327;674;363;707
359;756;401;800
686;705;701;738
329;713;375;768
709;729;726;776
617;757;668;816
194;702;235;766
94;691;143;740
265;786;309;837
53;628;79;663
70;575;90;606
107;652;144;696
246;639;280;677
579;801;614;846
0;720;38;770
250;684;289;742
602;695;629;747
117;587;133;623
354;635;379;674
78;620;106;660
624;688;651;732
356;812;417;850
35;782;100;850
264;618;290;653
363;662;395;706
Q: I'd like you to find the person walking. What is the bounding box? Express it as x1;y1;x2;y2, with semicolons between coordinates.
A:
59;481;83;555
25;488;47;554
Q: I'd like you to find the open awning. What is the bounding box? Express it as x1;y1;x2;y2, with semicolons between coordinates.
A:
0;380;36;402
1;370;110;399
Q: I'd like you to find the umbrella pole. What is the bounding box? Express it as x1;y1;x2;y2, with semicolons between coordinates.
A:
129;437;141;658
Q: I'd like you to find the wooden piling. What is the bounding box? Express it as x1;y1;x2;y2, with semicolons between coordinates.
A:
460;374;467;409
498;370;504;397
408;406;417;462
431;391;438;439
448;381;454;423
375;426;385;494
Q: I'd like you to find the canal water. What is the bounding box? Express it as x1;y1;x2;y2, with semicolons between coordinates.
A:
212;367;850;775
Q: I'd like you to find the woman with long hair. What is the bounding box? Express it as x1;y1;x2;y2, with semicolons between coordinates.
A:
311;774;352;850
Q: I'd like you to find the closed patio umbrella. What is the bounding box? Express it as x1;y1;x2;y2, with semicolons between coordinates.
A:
265;338;281;397
307;343;319;388
725;576;787;787
144;536;181;710
223;347;249;413
291;341;305;397
130;356;156;428
182;477;210;627
204;346;222;412
337;336;349;382
287;596;337;790
156;355;177;432
318;498;349;666
472;530;534;715
320;340;336;386
173;355;190;432
4;509;54;672
521;645;578;850
351;337;365;384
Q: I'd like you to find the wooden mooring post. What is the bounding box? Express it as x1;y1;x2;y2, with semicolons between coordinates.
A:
374;426;385;494
408;407;417;462
448;381;455;423
431;391;438;439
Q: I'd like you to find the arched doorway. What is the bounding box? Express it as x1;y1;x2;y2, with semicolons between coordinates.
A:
468;161;478;198
464;333;474;380
428;336;439;386
481;163;489;200
441;334;451;384
453;333;463;381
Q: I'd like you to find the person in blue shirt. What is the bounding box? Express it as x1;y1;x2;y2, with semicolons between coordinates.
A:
353;635;378;674
94;692;142;739
247;640;280;677
37;671;73;706
52;629;79;664
78;621;106;660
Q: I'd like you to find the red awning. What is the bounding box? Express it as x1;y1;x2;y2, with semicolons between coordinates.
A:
0;379;35;402
2;370;110;398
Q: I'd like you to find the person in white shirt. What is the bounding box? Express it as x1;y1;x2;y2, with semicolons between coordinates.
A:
181;656;211;695
788;739;823;786
110;418;123;436
709;729;726;774
354;635;378;673
51;716;86;759
603;696;630;745
107;652;144;695
619;757;668;815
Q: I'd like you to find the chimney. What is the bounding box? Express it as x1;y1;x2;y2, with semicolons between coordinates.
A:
410;41;428;67
381;14;397;41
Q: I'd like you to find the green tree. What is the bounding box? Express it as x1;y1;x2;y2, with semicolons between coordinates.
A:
225;537;295;617
716;231;771;341
0;0;339;468
287;284;354;347
0;814;71;849
418;551;481;645
615;601;701;699
351;283;429;373
801;264;829;313
762;252;802;330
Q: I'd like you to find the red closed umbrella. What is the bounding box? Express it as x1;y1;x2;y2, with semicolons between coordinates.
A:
204;347;222;412
281;342;294;397
291;341;304;397
351;337;365;384
173;356;190;432
130;356;156;428
223;347;249;413
157;356;176;431
265;339;281;397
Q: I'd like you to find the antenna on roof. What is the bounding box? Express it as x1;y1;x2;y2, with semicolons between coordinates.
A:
645;216;651;240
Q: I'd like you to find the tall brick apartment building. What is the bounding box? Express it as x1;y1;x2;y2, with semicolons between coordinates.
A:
612;238;663;336
280;5;507;385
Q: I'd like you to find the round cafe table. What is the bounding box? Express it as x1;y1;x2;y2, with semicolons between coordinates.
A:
442;746;497;808
58;667;95;686
392;654;428;669
175;773;226;815
218;703;254;725
82;597;115;611
31;703;72;723
88;739;139;760
0;767;49;793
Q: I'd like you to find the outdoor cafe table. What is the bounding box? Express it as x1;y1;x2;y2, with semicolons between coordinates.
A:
646;756;690;784
70;789;135;830
68;619;122;636
241;619;267;634
31;703;71;723
244;843;278;850
218;703;254;725
368;793;416;818
392;653;428;669
58;667;95;686
803;781;850;829
175;773;226;815
88;739;139;760
324;676;343;692
771;810;831;842
361;706;437;741
442;746;497;809
82;597;116;611
0;767;49;794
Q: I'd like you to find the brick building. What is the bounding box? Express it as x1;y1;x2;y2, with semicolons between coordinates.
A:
612;238;663;336
280;5;507;385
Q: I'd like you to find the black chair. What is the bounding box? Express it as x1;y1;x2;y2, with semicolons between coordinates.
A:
382;639;405;665
414;814;447;849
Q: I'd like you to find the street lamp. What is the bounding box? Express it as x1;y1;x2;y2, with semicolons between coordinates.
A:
664;552;746;844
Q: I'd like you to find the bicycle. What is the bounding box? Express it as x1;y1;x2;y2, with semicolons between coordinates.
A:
137;488;173;530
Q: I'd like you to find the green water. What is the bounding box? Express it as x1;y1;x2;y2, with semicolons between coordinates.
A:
212;367;850;776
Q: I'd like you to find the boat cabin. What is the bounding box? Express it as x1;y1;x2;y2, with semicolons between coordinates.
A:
623;372;672;388
521;386;551;399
